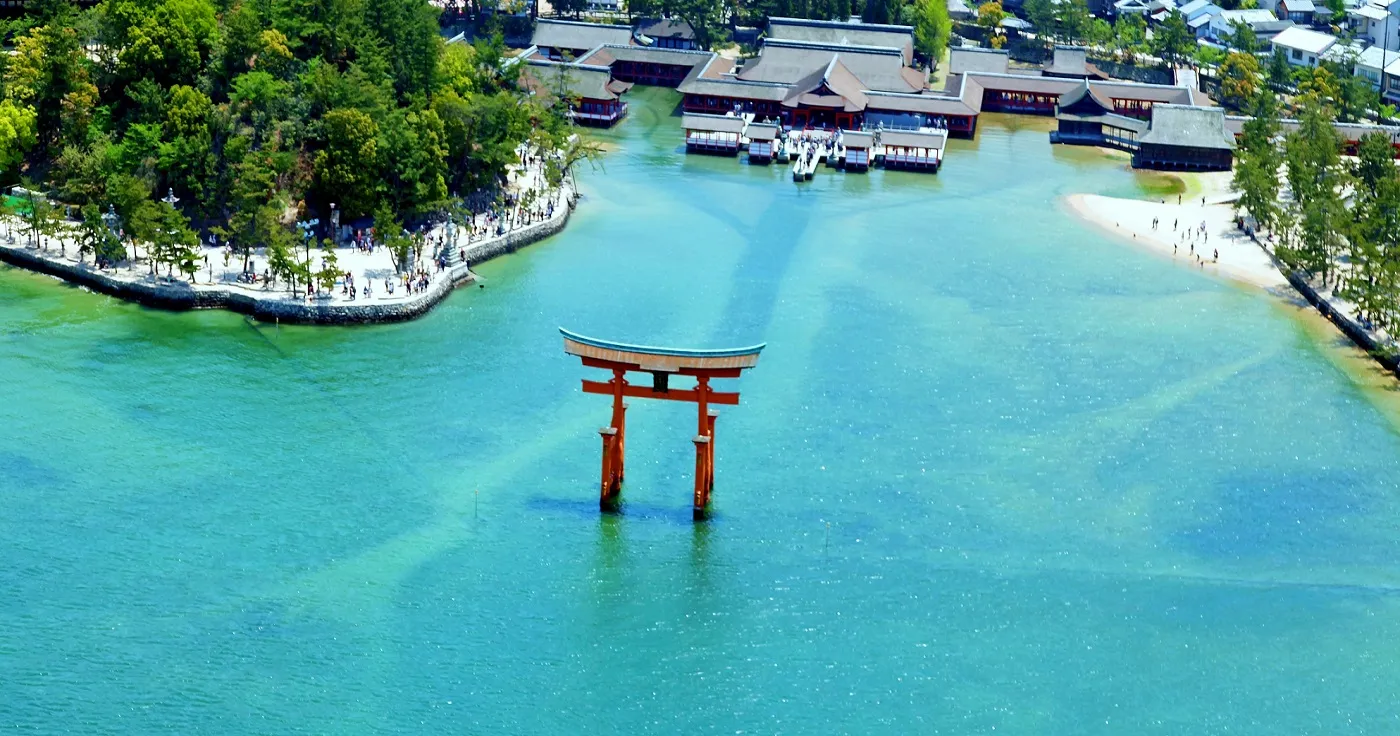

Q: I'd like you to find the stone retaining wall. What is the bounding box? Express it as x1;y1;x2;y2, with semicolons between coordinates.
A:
0;187;576;326
1284;269;1400;375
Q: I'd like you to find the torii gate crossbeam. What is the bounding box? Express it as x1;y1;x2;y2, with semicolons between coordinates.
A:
561;328;765;520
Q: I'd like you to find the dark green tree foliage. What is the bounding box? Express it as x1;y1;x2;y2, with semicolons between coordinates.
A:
1226;19;1257;53
1345;132;1400;329
1;0;555;252
1152;11;1195;64
1282;94;1345;283
1231;89;1282;232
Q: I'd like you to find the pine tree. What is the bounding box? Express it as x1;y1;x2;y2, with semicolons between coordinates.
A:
1282;94;1346;282
1231;89;1282;233
1345;133;1400;329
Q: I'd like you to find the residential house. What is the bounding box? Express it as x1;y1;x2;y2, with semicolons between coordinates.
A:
1270;25;1336;65
1349;1;1400;51
1278;0;1316;24
1208;9;1286;42
1113;0;1153;15
1358;45;1398;86
1178;0;1224;36
1383;56;1400;102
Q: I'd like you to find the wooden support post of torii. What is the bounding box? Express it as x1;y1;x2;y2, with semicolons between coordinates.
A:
562;328;764;521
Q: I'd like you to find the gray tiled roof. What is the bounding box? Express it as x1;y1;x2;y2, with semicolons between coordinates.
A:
865;89;979;116
765;17;914;61
682;113;747;133
879;128;949;148
1044;46;1089;76
842;129;874;147
1139;104;1234;149
531;20;633;52
524;60;627;101
948;47;1009;75
747;122;781;140
580;44;713;66
739;40;924;93
1057;110;1150;132
677;66;792;100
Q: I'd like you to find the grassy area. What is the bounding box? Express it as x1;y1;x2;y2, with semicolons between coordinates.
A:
2;195;32;215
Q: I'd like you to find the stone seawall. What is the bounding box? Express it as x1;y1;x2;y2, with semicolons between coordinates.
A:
1284;269;1400;375
0;188;575;326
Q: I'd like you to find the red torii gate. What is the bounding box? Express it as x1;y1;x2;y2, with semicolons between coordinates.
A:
561;328;765;520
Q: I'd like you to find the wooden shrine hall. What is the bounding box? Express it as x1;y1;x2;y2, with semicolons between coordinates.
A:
561;329;765;520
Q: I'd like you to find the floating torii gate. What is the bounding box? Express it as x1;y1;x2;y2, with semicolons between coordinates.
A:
561;328;765;520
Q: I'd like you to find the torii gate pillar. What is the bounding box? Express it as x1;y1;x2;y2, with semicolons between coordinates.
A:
562;329;764;520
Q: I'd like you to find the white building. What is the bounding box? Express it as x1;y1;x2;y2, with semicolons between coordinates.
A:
1208;8;1282;42
1270;25;1337;66
1383;56;1400;102
1323;43;1395;86
1349;1;1400;51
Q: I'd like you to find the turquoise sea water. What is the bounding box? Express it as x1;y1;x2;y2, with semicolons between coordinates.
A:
4;87;1400;733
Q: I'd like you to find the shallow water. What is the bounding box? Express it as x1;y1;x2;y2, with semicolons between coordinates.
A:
3;87;1400;733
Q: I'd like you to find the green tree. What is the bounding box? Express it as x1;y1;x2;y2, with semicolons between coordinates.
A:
316;239;340;293
1057;0;1092;43
1267;47;1292;88
1282;93;1345;282
1113;14;1147;56
1231;89;1282;233
1024;0;1055;38
107;0;219;89
0;101;38;174
977;0;1007;33
17;180;60;250
313;107;382;219
265;230;299;292
373;200;413;273
1346;132;1400;327
147;201;200;279
1194;44;1226;67
1226;19;1257;53
1218;51;1260;109
5;23;90;150
1336;69;1378;123
908;0;951;65
673;0;728;50
1086;18;1114;48
76;203;124;266
1152;11;1195;64
159;85;216;208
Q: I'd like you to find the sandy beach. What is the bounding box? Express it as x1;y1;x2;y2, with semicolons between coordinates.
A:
1064;171;1289;291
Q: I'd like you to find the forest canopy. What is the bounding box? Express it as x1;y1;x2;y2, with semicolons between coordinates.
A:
2;0;566;248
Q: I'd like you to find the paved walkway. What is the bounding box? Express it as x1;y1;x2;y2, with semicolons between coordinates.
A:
0;151;573;312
